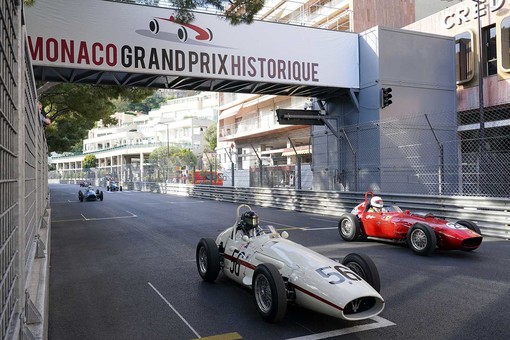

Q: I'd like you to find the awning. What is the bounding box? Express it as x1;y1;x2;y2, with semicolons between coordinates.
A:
219;103;244;119
281;145;312;156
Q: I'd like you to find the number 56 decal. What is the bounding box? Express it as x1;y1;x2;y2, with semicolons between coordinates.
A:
315;265;362;284
229;249;245;276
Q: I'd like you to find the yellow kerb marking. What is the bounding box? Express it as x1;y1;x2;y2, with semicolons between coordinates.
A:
192;332;242;340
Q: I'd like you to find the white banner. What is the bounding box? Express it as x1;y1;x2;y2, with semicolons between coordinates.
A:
25;0;359;88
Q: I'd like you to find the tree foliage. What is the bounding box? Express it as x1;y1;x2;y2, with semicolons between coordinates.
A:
40;84;154;153
204;123;217;152
122;0;265;25
149;146;197;181
82;154;97;169
113;91;169;114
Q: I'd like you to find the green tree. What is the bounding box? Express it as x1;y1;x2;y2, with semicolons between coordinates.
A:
149;146;197;181
24;0;265;25
82;154;97;169
113;91;169;114
204;124;217;152
39;84;154;153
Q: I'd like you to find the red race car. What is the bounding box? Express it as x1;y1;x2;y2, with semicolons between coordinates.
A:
338;192;483;256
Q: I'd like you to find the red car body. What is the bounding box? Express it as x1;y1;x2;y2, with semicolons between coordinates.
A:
338;192;483;255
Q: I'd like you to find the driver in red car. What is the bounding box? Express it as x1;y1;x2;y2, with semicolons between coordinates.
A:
368;196;384;213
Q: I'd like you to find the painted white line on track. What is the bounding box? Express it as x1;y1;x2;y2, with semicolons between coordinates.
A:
148;282;201;338
52;211;137;223
310;217;338;222
142;201;205;204
261;220;306;230
303;227;338;231
81;211;137;221
52;218;87;223
285;316;395;340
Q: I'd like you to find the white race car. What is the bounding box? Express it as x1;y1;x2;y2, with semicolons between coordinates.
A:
196;205;385;323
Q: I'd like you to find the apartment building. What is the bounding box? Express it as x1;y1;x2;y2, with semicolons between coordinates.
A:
51;92;218;182
404;0;510;197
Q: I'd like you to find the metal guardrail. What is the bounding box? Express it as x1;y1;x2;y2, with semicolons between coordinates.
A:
156;184;510;239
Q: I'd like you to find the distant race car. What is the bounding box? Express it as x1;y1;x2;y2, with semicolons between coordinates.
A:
79;187;104;202
196;204;384;323
338;192;483;256
107;181;122;191
79;181;90;187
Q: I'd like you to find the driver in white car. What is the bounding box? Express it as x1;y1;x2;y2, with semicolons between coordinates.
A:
237;210;262;238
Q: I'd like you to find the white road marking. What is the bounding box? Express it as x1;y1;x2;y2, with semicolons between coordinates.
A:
303;227;338;231
52;211;137;223
310;217;338;222
142;201;206;204
261;220;306;230
80;211;137;221
285;316;396;340
148;282;201;338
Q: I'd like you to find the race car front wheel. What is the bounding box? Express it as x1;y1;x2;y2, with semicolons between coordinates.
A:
252;263;287;323
342;253;381;293
196;238;220;282
407;223;437;256
338;214;363;241
456;220;481;235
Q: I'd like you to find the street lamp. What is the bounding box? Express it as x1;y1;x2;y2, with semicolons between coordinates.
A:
157;122;170;157
157;122;170;183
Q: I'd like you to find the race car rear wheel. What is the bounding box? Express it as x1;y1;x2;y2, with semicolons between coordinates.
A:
407;223;436;256
99;191;104;201
196;238;220;282
338;214;363;241
78;191;84;202
342;253;381;293
252;263;287;323
457;220;481;235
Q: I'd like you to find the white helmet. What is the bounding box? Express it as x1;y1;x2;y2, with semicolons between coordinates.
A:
371;196;383;208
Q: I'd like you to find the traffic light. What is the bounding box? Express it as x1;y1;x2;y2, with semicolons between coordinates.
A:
381;87;393;108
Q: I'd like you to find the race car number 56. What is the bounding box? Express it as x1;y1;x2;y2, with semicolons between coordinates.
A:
315;265;362;284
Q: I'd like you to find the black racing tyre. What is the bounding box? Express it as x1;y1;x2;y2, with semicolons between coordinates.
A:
120;186;123;191
107;186;110;191
407;223;437;256
196;238;221;283
78;191;84;202
457;220;481;235
252;263;287;323
342;253;381;293
99;191;104;201
338;213;362;241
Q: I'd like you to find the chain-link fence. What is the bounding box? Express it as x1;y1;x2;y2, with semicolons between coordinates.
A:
1;1;50;338
338;107;510;197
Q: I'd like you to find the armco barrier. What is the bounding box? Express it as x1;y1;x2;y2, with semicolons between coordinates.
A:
155;183;510;239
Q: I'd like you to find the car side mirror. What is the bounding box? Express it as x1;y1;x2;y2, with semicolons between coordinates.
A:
242;235;250;242
405;210;410;214
281;231;289;239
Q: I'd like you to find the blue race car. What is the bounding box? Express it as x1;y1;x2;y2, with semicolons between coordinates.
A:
79;187;104;202
107;181;122;191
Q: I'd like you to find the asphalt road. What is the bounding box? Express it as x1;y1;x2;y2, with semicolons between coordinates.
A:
48;184;510;340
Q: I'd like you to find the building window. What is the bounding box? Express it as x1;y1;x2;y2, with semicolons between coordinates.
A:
455;31;474;84
482;24;497;76
501;16;510;72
